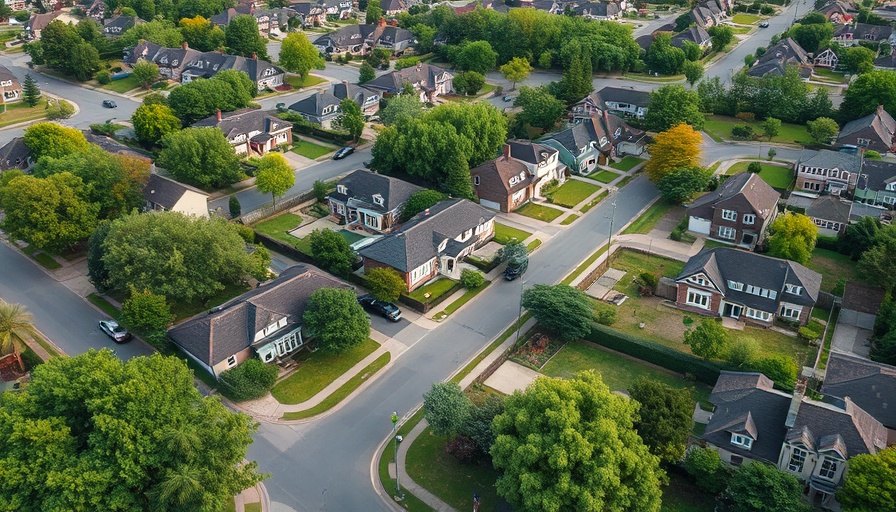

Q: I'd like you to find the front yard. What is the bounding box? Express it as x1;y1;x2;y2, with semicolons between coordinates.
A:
609;156;645;172
547;179;602;208
514;202;565;222
725;162;794;190
292;139;335;159
703;115;812;145
0;99;48;129
494;222;531;245
270;338;379;404
587;169;620;184
407;277;458;303
285;74;327;89
731;13;762;24
101;75;142;93
253;212;303;245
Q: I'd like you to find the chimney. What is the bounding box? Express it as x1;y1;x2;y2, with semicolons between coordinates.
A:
181;41;188;50
378;16;386;28
252;52;257;60
502;143;511;161
784;380;807;429
342;80;349;90
424;208;430;216
216;109;222;122
878;104;885;115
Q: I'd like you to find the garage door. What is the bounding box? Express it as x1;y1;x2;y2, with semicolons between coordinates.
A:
479;198;501;211
688;216;711;235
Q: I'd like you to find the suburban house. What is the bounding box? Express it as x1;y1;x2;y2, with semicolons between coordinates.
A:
675;247;821;325
316;0;354;19
686;172;781;249
23;11;62;40
327;169;423;233
359;199;496;291
573;1;621;20
103;16;143;38
702;371;887;506
0;65;22;104
874;52;896;71
123;41;286;90
86;0;107;20
192;108;292;156
816;0;854;24
747;38;813;80
168;266;350;376
210;6;296;37
364;63;454;103
854;159;896;207
84;131;153;162
541;112;646;174
470;141;567;212
288;90;341;129
832;22;896;46
813;48;839;69
671;26;712;49
142;173;210;218
690;0;727;29
380;0;421;15
570;86;651;121
312;19;415;56
333;81;380;116
290;2;326;26
821;352;896;441
795;149;861;195
804;195;851;236
0;137;33;172
836;105;896;156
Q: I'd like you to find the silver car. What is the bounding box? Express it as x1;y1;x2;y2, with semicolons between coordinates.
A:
99;320;132;343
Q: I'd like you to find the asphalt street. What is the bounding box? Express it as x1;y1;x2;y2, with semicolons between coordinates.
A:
0;242;154;360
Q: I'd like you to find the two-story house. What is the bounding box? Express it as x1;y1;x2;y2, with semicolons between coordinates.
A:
836;105;896;156
359;199;496;291
168;266;350;376
687;172;781;249
333;81;380;116
796;149;861;195
541;112;645;174
288;90;341;128
747;38;813;80
816;0;854;24
572;1;621;20
470;141;567;212
703;372;887;507
192;108;292;156
690;0;727;29
821;352;896;440
313;18;415;56
675;247;821;325
0;65;21;105
380;0;421;15
317;0;354;19
364;63;454;103
570;86;651;121
327;170;423;233
143;173;210;218
832;22;896;47
671;26;712;49
23;11;62;40
103;16;143;38
854;159;896;207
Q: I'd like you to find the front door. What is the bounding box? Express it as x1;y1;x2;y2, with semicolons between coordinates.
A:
723;303;743;318
742;233;756;247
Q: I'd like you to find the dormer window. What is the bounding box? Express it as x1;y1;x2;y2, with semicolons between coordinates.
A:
614;127;622;137
728;281;743;291
731;433;752;449
600;136;608;145
785;284;802;295
819;458;838;479
373;194;384;206
337;184;347;194
687;275;707;286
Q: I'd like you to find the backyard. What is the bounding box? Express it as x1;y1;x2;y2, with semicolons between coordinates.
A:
292;139;335;159
725;162;794;190
253;212;304;245
270;338;379;404
514;202;564;222
805;247;861;294
547;179;601;208
703;115;812;145
493;222;531;245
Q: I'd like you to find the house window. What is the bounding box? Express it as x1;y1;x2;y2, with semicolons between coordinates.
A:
411;259;434;283
731;433;753;449
687;275;707;286
686;289;712;309
365;213;381;230
780;305;802;319
819;459;838;479
373;194;384;206
474;175;480;186
788;448;806;472
785;284;802;295
718;226;736;239
885;195;896;205
746;284;759;295
722;209;737;221
226;355;237;367
728;281;744;291
745;308;772;321
337;184;347;194
857;138;872;146
743;214;756;225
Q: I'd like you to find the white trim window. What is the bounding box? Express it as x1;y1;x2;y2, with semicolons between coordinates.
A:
728;281;744;291
788;448;806;472
718;226;736;239
745;308;772;322
687;275;708;286
365;213;381;230
785;284;802;295
226;355;237;368
686;289;712;309
731;433;753;449
743;214;756;225
410;259;434;284
819;458;838;479
780;305;802;319
722;209;737;221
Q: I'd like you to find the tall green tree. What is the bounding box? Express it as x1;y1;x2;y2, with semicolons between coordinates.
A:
513;86;566;131
628;378;694;464
499;56;533;90
399;189;445;221
683;447;730;494
645;84;704;131
359;62;375;84
684;318;729;360
422;381;471;439
859;225;896;292
157;127;242;189
551;39;593;102
837;447;896;512
762;116;781;141
278;32;324;79
656;166;712;204
455;40;498;74
0;350;265;512
767;212;818;265
335;97;365;142
21;74;40;107
789;21;834;53
379;93;422;127
839;70;896;122
131;58;160;89
807;116;839;145
69;42;101;81
179;15;226;52
521;284;593;342
132;103;182;145
645;32;685;75
491;372;664;512
23;122;90;160
225;15;268;59
254;153;295;206
365;3;382;24
683;60;704;88
0;302;38;357
120;289;173;334
308;228;356;277
302;288;370;355
708;25;734;52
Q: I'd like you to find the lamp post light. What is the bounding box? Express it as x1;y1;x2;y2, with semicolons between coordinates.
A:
515;276;525;345
604;187;618;270
394;435;405;500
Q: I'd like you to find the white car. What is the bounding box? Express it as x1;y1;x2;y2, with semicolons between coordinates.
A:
99;320;132;343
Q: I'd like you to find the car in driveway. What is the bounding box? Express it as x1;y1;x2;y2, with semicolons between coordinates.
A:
102;99;117;108
333;146;355;160
98;320;132;343
358;294;402;322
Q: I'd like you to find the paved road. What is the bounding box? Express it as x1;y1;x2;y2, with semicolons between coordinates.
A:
247;174;660;512
0;242;154;360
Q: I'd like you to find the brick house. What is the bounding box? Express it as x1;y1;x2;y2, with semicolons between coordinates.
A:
687;172;781;249
327;170;423;233
470;140;567;213
795;149;861;196
192;108;292;156
675;247;821;326
836;105;896;156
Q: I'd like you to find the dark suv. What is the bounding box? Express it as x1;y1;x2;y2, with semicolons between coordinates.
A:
358;294;402;322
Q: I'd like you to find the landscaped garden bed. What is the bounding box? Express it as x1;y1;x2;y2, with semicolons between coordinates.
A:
509;332;565;370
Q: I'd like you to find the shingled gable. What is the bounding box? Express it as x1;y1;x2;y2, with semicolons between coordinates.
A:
688;172;780;222
167;266;349;373
359;199;495;272
821;352;896;429
289;90;341;117
790;396;888;457
330;169;423;213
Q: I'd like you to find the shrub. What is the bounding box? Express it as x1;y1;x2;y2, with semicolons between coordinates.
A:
639;272;659;289
593;303;617;326
726;337;760;368
798;326;820;341
735;112;756;122
229;195;241;218
683;447;731;494
760;5;775;14
670;228;683;241
120;289;173;333
833;277;846;297
313;179;329;202
96;70;112;84
445;434;478;463
750;355;798;390
865;150;882;160
747;161;762;173
217;358;279;402
731;125;754;139
460;269;486;289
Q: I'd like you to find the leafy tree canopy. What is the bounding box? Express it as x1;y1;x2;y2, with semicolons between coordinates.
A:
422;381;471;438
23;122;90;161
521;284;593;342
254;153;295;205
684;318;729;360
132;103;183;145
724;461;812;512
302;288;370;355
514;85;566;131
379;93;423;127
656;166;712;204
365;267;405;302
225;15;268;59
645;84;704;132
837;445;896;512
628;377;694;463
399;189;445;222
157;127;242;189
645;123;703;182
278;32;324;78
767;212;818;265
840;70;896;122
308;228;356;277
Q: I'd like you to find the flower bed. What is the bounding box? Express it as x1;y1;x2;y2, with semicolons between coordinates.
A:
510;332;565;370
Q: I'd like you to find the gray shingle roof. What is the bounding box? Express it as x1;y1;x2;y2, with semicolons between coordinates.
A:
359;199;495;272
688;172;780;220
167;266;349;367
748;38;812;78
857;159;896;190
791;397;888;457
289;91;342;117
798;149;862;174
839;106;896;148
841;281;886;315
193;108;290;138
143;173;209;210
821;352;896;429
329;170;423;213
332;82;379;106
671;26;711;47
506;140;557;166
595;86;651;108
0;137;32;171
676;247;821;311
834;22;894;41
364;63;452;94
806;195;851;225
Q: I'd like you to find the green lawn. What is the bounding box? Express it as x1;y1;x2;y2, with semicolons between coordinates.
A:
610;156;645;172
732;13;762;24
282;352;390;420
494;222;532;245
542;341;711;405
812;68;847;83
514;202;565;222
253;213;303;245
21;244;61;270
703;115;812;145
88;293;121;319
406;426;500;512
580;190;609;213
587;169;620;184
730;25;752;35
292;139;335;159
806;248;861;294
527;239;542;251
432;282;490;321
561;245;609;285
101;75;142;93
270;338;379;404
549;179;602;208
286;74;327;89
245;503;262;512
407;278;458;303
622;201;674;235
561;214;579;225
0;99;48;129
725;162;793;189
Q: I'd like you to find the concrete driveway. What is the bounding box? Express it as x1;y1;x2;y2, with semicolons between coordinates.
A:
831;323;872;359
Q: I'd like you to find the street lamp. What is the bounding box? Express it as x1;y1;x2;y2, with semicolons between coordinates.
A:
515;276;526;345
604;187;618;270
394;435;405;500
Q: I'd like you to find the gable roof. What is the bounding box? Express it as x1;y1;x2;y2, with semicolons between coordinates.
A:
671;26;711;47
0;65;19;90
791;396;888;457
359;199;495;272
143;173;209;210
687;172;780;221
748;38;811;78
805;194;851;225
83;131;153;161
857;159;896;190
874;52;896;69
25;11;61;33
676;247;822;311
313;22;414;50
595;86;651;108
332;81;379;105
821;352;896;429
168;266;348;366
330;170;423;213
125;41;285;83
192;108;291;139
798;148;862;173
288;90;341;117
364;63;452;94
471;151;532;198
0;137;32;171
507;140;558;166
103;15;141;35
834;22;893;40
838;105;896;146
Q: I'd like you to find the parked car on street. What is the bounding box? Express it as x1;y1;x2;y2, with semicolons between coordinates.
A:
759;20;769;27
99;320;132;343
358;294;402;322
102;99;117;108
334;146;354;160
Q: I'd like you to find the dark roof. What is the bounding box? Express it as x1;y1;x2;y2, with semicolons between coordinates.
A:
143;173;208;210
790;397;888;457
874;52;896;69
364;63;452;94
168;266;348;366
573;1;620;17
834;22;893;41
841;281;886;315
103;15;140;35
313;23;414;50
704;371;793;463
83;131;152;161
507;140;558;166
821;352;896;429
676;247;822;311
595;86;651;108
857;159;896;190
671;26;711;47
193;108;291;137
0;137;32;171
332;82;379;106
471;152;532;199
289;91;341;117
126;41;285;83
748;38;811;78
359;199;495;272
839;105;896;147
329;170;423;213
799;149;862;174
687;172;780;220
0;65;21;89
806;195;851;225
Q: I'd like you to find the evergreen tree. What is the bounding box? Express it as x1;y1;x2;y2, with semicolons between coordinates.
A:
22;74;40;107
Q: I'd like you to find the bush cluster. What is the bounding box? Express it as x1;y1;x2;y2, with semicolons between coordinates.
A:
218;358;279;402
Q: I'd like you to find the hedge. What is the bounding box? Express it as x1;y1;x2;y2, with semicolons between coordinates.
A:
584;323;724;386
217;358;279;402
815;234;841;253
